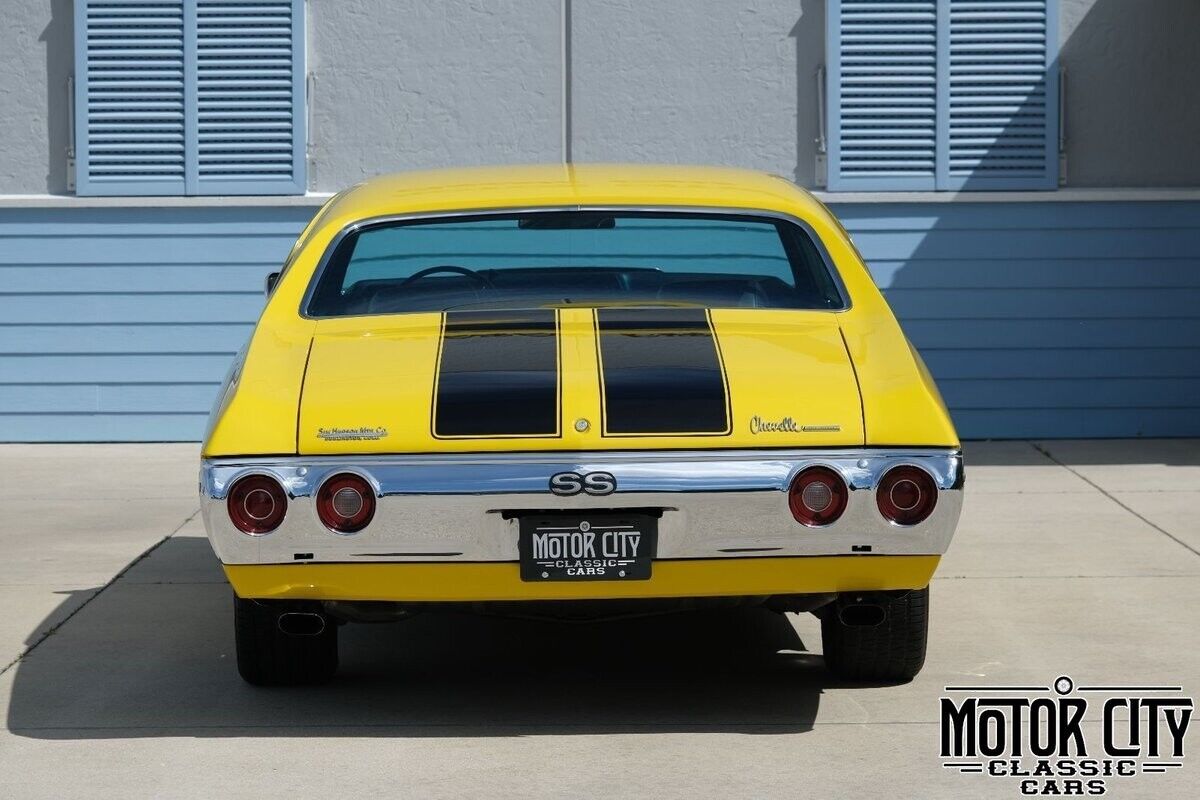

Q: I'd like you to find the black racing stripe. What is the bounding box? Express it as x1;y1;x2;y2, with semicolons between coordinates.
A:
434;310;560;438
596;308;731;436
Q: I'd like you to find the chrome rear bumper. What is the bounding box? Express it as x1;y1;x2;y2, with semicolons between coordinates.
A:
200;448;963;566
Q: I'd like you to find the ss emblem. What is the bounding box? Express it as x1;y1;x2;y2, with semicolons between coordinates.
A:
548;471;616;496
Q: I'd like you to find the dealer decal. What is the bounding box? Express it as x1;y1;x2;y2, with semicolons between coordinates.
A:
940;675;1192;795
316;426;388;441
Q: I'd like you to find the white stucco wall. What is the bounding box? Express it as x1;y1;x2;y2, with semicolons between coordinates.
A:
1;0;1197;194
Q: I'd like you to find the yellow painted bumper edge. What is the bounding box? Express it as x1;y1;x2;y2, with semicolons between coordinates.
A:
223;556;940;602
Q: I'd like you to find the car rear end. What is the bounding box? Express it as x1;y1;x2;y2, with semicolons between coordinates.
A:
204;447;962;601
202;167;963;685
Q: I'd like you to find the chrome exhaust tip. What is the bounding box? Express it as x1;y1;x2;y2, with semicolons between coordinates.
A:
277;611;327;636
837;603;886;627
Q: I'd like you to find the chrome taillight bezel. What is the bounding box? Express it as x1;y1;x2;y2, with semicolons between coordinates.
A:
876;464;939;526
788;465;849;527
226;473;288;535
315;472;377;534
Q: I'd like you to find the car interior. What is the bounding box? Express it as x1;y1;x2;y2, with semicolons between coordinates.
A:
333;266;832;315
304;212;846;316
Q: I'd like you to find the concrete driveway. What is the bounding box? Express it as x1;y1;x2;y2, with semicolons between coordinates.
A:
0;441;1196;798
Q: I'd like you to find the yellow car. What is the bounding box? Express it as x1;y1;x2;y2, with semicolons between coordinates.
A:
201;164;963;686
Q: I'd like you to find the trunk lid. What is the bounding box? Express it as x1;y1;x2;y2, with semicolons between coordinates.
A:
297;307;864;453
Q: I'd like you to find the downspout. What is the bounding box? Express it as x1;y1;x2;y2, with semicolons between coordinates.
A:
561;0;572;163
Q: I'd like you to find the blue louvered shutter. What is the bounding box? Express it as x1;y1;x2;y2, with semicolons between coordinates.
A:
75;0;305;196
74;0;188;195
941;0;1058;189
827;0;1057;191
193;0;306;194
827;0;939;191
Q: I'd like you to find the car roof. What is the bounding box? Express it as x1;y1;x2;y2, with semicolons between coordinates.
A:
319;164;825;224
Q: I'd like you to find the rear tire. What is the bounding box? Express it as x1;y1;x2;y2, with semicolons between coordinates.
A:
234;596;338;686
820;586;929;684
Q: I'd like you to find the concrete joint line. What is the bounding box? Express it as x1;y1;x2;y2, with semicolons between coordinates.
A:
1031;442;1200;559
0;508;201;677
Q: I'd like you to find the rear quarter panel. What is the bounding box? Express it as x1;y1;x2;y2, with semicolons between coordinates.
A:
805;199;959;447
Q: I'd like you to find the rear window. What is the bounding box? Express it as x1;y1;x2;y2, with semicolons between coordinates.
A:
305;211;845;317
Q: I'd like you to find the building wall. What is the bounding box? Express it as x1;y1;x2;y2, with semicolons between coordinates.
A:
840;200;1200;438
0;0;73;194
3;0;1199;194
571;0;815;183
307;0;562;185
0;205;312;440
0;1;1197;441
1059;0;1200;187
3;200;1197;442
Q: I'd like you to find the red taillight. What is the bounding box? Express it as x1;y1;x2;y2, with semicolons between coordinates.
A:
876;465;938;525
788;466;848;527
316;473;376;533
227;474;287;534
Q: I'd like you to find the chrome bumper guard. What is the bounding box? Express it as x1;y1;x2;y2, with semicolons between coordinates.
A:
200;448;963;566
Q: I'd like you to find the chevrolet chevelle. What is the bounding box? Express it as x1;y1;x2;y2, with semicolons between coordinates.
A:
201;165;963;686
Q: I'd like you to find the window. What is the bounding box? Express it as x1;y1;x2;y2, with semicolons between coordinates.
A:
73;0;306;196
305;211;846;317
827;0;1058;191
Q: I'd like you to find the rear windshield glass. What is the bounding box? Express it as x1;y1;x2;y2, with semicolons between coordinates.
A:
305;211;845;317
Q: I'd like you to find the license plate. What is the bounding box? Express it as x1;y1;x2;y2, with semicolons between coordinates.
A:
518;512;658;581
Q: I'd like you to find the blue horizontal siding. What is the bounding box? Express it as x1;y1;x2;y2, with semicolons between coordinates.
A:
0;383;219;413
0;200;1198;442
0;354;241;384
0;414;212;442
0;324;253;354
901;319;1200;350
0;238;293;265
832;200;1200;438
886;288;1200;320
948;409;1198;440
835;203;1200;229
0;266;278;294
0;293;265;324
939;378;1200;410
922;348;1200;380
851;229;1200;261
866;258;1200;289
0;206;311;442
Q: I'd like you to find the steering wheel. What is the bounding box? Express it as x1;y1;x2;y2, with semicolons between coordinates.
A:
400;265;494;289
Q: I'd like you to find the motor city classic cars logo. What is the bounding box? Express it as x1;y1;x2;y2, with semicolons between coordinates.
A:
940;676;1192;796
316;426;389;441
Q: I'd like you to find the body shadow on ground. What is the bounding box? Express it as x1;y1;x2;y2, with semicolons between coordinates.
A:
6;537;837;740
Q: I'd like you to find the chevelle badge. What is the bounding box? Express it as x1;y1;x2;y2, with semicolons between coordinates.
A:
749;415;841;434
